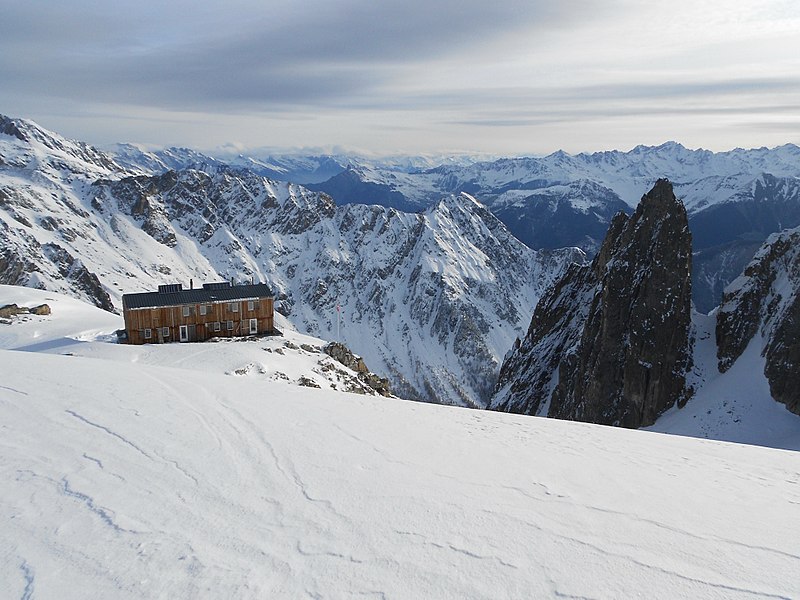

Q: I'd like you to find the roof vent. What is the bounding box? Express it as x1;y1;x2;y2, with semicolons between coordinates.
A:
157;283;183;294
202;281;232;290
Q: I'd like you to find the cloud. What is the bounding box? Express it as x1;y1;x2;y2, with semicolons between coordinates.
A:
2;0;798;153
0;0;598;111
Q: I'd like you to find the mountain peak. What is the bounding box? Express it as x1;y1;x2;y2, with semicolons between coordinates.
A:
491;178;693;427
0;114;67;148
0;114;29;142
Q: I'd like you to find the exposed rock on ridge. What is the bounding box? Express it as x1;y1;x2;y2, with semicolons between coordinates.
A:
716;227;800;415
491;179;693;428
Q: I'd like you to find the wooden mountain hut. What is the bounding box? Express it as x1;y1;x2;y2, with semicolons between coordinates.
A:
122;281;274;345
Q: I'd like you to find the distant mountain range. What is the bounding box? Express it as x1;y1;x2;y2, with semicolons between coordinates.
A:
104;136;800;313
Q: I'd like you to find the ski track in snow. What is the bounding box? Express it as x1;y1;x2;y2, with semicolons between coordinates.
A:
65;409;152;461
60;478;141;535
19;560;34;600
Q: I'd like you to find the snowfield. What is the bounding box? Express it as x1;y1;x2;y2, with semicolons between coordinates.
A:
1;286;799;598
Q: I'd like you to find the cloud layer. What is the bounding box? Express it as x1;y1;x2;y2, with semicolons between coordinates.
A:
1;0;798;153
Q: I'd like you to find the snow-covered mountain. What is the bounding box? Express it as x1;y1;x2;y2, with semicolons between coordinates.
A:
105;143;225;176
311;142;800;311
108;130;800;313
716;226;800;416
0;115;582;407
2;284;799;598
490;180;800;446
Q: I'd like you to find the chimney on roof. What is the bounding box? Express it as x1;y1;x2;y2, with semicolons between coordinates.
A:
190;278;193;290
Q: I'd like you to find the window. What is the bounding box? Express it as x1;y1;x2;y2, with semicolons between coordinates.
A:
247;300;255;311
213;321;221;332
200;304;207;316
229;302;239;313
227;320;234;331
182;306;190;317
162;327;170;337
144;328;152;339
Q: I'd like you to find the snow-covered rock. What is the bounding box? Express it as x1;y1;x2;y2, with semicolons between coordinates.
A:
716;226;800;415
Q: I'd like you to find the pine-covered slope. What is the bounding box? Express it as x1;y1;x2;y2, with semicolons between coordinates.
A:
0;116;582;407
491;180;693;428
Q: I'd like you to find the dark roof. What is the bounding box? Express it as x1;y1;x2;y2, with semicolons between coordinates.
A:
123;283;273;310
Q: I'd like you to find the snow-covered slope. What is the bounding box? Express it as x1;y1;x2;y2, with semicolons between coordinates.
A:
1;116;582;407
2;286;799;599
0;285;390;396
715;226;800;416
648;311;800;451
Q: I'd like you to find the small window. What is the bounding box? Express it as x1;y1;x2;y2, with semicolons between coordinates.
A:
200;304;207;316
247;300;255;311
144;328;152;339
230;302;239;313
182;306;190;317
213;321;221;332
227;320;234;331
162;327;170;337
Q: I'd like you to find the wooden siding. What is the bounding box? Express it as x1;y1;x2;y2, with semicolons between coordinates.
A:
123;297;274;345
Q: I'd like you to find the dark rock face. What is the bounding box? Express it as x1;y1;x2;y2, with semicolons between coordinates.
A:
0;245;39;286
41;243;114;312
491;179;693;428
716;227;800;415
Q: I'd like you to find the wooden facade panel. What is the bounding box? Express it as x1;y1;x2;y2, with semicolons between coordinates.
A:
124;297;274;345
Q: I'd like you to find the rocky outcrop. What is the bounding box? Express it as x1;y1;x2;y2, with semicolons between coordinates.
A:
491;179;693;428
41;244;114;312
324;342;392;397
0;303;50;318
716;227;800;415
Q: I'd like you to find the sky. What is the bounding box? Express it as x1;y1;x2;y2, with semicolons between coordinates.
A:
1;0;799;156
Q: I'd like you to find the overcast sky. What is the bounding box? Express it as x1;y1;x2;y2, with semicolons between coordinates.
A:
1;0;798;155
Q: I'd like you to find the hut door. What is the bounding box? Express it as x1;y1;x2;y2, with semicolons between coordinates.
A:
249;318;258;334
179;325;189;342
